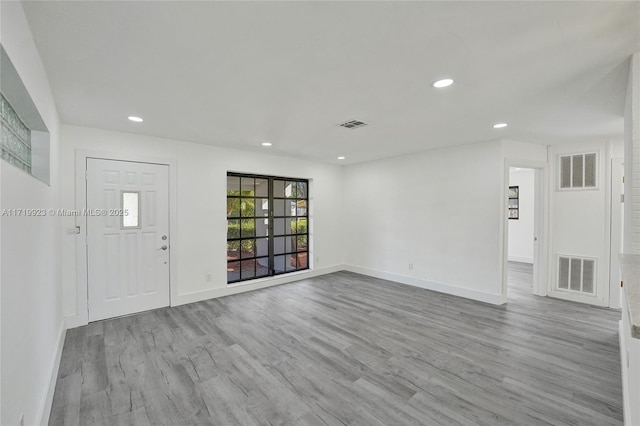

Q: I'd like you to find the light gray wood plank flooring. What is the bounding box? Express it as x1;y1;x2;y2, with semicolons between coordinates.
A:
50;264;623;425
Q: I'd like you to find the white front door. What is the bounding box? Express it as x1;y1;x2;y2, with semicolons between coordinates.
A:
86;158;170;321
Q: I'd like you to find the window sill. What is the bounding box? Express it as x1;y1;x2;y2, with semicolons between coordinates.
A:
227;268;311;288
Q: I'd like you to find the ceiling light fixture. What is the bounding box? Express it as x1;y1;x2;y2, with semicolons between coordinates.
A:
337;156;345;160
433;78;454;88
128;116;143;122
493;123;508;129
261;142;272;147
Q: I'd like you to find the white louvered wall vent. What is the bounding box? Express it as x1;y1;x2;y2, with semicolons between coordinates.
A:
557;256;596;294
559;152;597;189
338;119;368;129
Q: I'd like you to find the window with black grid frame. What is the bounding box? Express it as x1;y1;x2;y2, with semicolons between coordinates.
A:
226;173;309;283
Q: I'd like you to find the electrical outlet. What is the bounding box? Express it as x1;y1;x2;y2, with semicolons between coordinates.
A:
408;263;413;270
205;273;212;283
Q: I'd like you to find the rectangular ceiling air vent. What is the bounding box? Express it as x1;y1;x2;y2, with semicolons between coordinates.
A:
338;119;368;129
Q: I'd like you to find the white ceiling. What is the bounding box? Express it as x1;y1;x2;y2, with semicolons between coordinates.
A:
21;1;640;164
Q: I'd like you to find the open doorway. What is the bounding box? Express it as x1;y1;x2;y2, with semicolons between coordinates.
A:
507;167;536;300
503;163;547;303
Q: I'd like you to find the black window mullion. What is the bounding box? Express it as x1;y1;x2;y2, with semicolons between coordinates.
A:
268;177;275;275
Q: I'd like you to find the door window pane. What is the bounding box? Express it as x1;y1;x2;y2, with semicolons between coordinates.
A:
286;218;296;234
227;240;240;260
227;219;240;239
273;218;284;235
286;254;297;271
240;219;255;238
256;257;269;277
240;239;255;259
285;182;295;198
241;260;256;279
296;235;308;251
241;177;255;196
285;200;297;216
227;176;240;195
255;178;269;197
256;238;269;257
255;218;269;237
296;218;307;235
297;253;308;269
296;181;307;199
273;199;285;217
273;180;285;198
274;255;286;273
227;198;240;218
241;198;255;217
122;191;140;228
256;199;269;216
227;261;240;282
274;236;285;254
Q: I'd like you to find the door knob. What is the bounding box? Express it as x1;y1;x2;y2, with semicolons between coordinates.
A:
158;245;168;250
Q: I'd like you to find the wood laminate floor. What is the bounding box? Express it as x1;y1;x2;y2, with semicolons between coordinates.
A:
50;264;623;425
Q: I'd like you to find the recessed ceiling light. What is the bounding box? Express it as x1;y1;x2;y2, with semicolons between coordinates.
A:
337;156;345;160
493;123;508;129
433;78;454;88
128;116;143;122
261;142;272;147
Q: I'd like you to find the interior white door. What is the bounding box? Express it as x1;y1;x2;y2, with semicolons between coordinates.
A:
86;158;170;321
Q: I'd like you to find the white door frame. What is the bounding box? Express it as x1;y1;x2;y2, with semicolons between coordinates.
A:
501;159;549;303
609;157;623;309
70;149;178;327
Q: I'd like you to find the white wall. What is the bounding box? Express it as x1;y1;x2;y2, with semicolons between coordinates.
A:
508;168;535;263
342;140;504;303
622;50;640;426
625;53;640;254
60;125;346;325
0;2;64;425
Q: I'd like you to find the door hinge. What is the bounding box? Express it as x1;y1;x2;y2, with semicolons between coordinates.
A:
622;176;625;183
621;280;624;288
85;170;88;180
621;194;625;203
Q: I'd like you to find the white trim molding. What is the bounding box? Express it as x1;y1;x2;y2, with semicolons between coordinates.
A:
174;264;346;306
36;326;66;426
507;256;534;264
344;265;503;305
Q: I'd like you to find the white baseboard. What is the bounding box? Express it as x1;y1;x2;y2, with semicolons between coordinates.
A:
65;314;86;330
65;262;503;326
507;256;533;264
37;324;66;426
344;265;503;305
174;264;346;306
